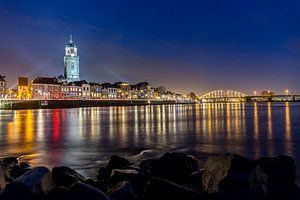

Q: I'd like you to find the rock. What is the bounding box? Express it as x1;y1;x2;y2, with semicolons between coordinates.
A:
202;154;267;200
144;177;205;200
0;163;10;180
85;179;109;193
139;159;155;175
0;163;9;192
1;157;18;166
140;152;199;183
9;165;31;179
108;181;139;200
97;155;130;180
189;170;204;189
255;155;297;198
19;162;31;169
110;169;139;186
1;166;55;200
61;182;110;200
52;166;86;187
48;187;67;200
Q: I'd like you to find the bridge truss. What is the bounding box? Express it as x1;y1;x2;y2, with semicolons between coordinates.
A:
200;90;248;102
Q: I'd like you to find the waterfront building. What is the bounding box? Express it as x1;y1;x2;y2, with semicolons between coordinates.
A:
90;82;102;99
61;80;90;99
131;82;153;99
64;35;80;82
30;77;61;100
0;75;6;99
6;88;17;99
61;82;81;99
101;83;117;99
114;82;131;99
79;80;90;99
17;77;29;99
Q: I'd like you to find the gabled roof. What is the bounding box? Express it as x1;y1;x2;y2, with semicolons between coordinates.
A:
32;77;59;85
101;82;113;88
68;80;88;87
0;75;6;82
89;82;101;86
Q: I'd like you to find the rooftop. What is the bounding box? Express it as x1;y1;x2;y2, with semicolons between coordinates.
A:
32;77;59;85
0;75;6;82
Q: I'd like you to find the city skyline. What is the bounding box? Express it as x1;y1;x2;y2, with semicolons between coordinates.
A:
0;1;300;94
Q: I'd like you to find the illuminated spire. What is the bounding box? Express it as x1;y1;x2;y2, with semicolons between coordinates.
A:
69;34;73;43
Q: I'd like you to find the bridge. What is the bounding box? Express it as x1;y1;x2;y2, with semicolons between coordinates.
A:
200;90;248;102
199;90;300;103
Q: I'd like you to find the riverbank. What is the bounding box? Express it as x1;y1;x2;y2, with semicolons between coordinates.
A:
0;153;298;200
0;99;193;110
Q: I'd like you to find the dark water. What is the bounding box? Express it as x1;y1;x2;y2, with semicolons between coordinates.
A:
0;103;299;181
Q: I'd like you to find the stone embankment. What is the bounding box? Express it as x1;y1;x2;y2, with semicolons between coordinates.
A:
0;153;298;200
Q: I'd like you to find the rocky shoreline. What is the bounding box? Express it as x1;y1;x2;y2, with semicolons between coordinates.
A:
0;153;298;200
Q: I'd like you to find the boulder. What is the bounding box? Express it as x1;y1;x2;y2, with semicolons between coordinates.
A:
61;182;110;200
19;162;31;170
1;166;55;200
108;181;139;200
202;154;267;200
139;159;154;175
85;179;109;193
110;169;139;186
9;165;31;179
0;163;9;192
0;163;10;179
144;177;205;200
255;155;297;198
140;152;199;183
52;166;86;187
97;155;130;180
47;187;67;200
189;170;204;189
1;157;18;166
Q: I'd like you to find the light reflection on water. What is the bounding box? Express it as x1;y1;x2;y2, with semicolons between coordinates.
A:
0;103;300;180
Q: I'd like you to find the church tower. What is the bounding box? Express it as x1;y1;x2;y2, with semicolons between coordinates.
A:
64;35;80;82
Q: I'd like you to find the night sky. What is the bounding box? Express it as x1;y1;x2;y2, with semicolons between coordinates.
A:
0;0;300;95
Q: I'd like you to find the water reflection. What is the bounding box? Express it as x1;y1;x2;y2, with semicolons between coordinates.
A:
0;103;300;180
267;102;274;155
285;102;292;155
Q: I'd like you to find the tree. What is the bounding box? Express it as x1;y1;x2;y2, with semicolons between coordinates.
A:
187;92;197;100
156;86;167;94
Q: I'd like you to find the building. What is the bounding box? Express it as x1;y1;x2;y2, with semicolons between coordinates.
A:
131;82;153;99
61;82;82;99
90;82;102;99
6;88;17;99
80;80;90;99
101;83;117;99
17;77;29;99
114;82;131;99
30;77;61;99
64;35;80;82
0;75;6;98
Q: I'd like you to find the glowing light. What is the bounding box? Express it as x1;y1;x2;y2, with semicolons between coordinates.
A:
285;89;289;95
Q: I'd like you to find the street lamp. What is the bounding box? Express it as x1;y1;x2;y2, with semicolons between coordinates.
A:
253;91;257;95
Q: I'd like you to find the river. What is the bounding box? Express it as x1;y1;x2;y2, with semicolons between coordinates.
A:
0;103;299;182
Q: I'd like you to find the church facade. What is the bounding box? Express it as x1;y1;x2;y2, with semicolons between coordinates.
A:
64;35;80;82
